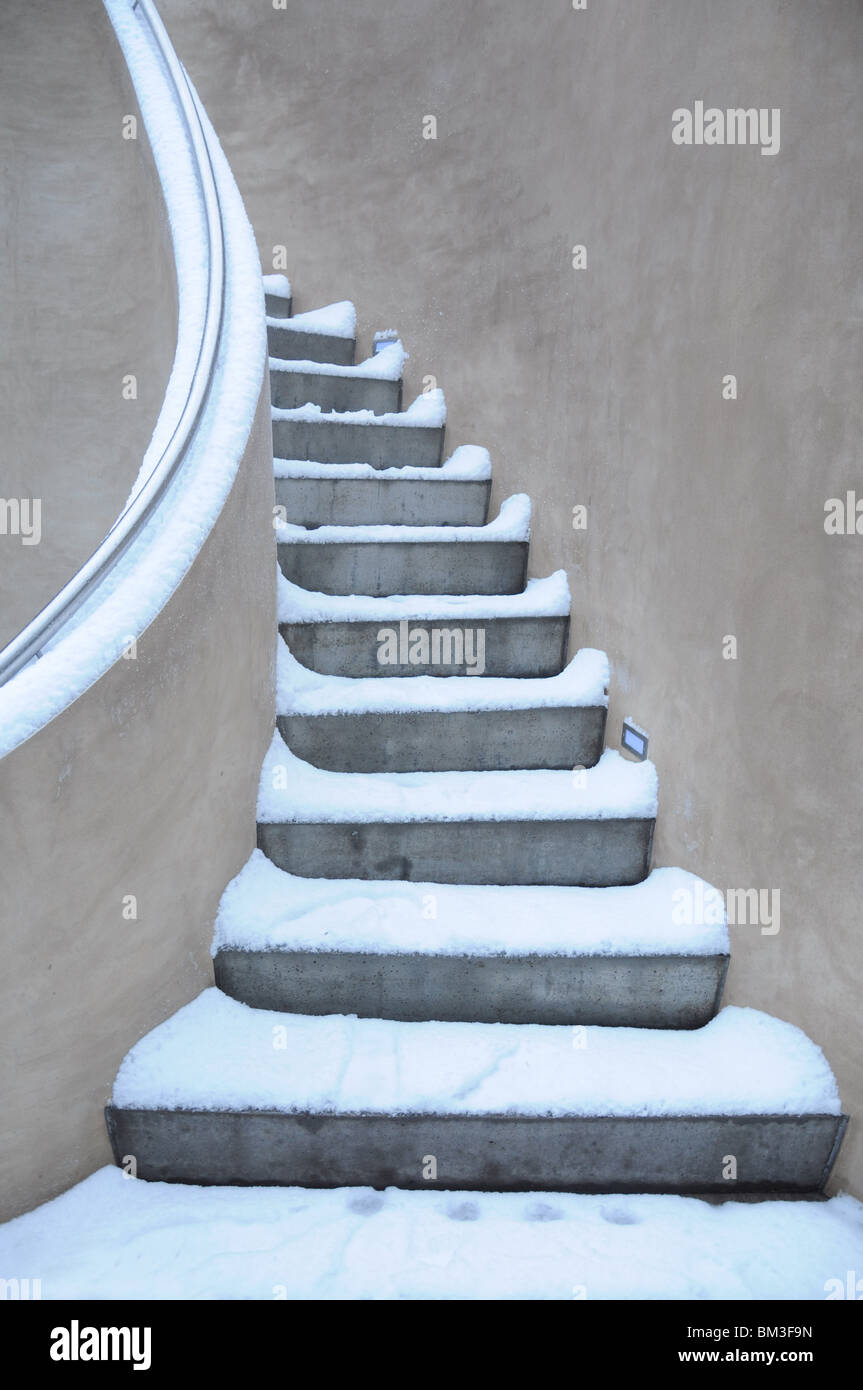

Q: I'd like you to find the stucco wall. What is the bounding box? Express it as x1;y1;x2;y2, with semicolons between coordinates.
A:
0;379;275;1221
161;0;863;1195
0;2;276;1222
0;0;176;650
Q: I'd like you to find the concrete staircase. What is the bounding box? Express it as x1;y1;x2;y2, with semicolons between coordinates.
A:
105;286;847;1198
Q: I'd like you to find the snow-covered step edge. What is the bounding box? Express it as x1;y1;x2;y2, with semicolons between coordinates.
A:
110;990;841;1118
257;736;656;824
274;444;492;482
212;855;729;959
275;494;530;546
262;273;292;318
267;300;356;339
276;639;607;716
278;567;570;624
269;339;406;382
271;387;446;430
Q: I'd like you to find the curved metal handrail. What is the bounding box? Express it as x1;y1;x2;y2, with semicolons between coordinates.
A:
0;0;226;688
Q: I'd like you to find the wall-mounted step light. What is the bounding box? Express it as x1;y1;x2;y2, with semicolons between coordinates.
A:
621;717;649;761
374;329;400;354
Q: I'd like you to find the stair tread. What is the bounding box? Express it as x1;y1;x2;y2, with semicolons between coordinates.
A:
272;387;445;430
111;989;840;1118
269;338;405;382
278;567;570;624
258;735;657;824
277;639;606;716
267;298;355;338
213;854;729;959
274;443;491;482
276;494;529;546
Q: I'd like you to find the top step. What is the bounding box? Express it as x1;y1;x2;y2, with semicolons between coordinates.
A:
267;301;356;366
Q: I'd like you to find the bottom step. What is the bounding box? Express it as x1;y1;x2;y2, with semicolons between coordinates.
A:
107;991;845;1194
4;1167;863;1299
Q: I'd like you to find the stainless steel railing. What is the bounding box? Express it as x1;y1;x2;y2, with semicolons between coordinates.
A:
0;0;226;688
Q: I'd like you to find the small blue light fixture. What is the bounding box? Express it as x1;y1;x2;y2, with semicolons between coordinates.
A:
621;717;649;761
374;329;400;355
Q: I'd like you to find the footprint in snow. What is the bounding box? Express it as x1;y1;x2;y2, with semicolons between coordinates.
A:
447;1200;481;1222
346;1192;386;1215
600;1204;642;1226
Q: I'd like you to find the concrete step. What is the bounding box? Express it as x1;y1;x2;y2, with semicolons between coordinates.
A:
276;496;530;598
213;854;730;1027
274;447;492;528
256;737;657;886
263;273;293;319
270;339;404;415
272;390;446;469
106;990;847;1193
277;640;608;771
267;300;356;366
278;569;572;678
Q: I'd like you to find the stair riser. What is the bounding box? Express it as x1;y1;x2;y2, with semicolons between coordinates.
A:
256;817;655;887
271;370;401;415
280;617;570;678
267;323;355;366
275;476;491;528
277;706;607;772
265;293;293;318
277;540;528;597
272;419;445;469
106;1109;846;1194
214;950;729;1028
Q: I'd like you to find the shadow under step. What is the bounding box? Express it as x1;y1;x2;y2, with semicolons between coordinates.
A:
278;570;572;678
106;991;847;1194
213;857;729;1027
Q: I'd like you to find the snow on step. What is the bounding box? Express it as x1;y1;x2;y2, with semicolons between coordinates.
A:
275;494;530;546
267;299;356;339
257;734;656;824
269;339;406;381
213;852;729;958
111;989;840;1118
271;387;446;430
277;638;606;716
278;566;570;624
262;273;292;300
274;443;492;482
5;1166;863;1301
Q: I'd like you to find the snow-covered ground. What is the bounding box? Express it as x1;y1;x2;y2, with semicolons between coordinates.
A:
2;1167;861;1300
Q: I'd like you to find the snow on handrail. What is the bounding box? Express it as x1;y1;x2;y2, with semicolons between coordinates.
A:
0;0;225;688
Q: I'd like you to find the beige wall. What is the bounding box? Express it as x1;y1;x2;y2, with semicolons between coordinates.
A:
0;3;276;1221
161;0;863;1195
0;0;176;650
0;380;275;1222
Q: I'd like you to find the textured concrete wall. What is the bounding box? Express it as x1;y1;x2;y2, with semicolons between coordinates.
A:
0;2;276;1221
161;0;863;1196
0;380;275;1221
0;0;176;650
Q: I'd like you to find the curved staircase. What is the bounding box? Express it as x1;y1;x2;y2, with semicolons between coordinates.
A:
105;278;847;1199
